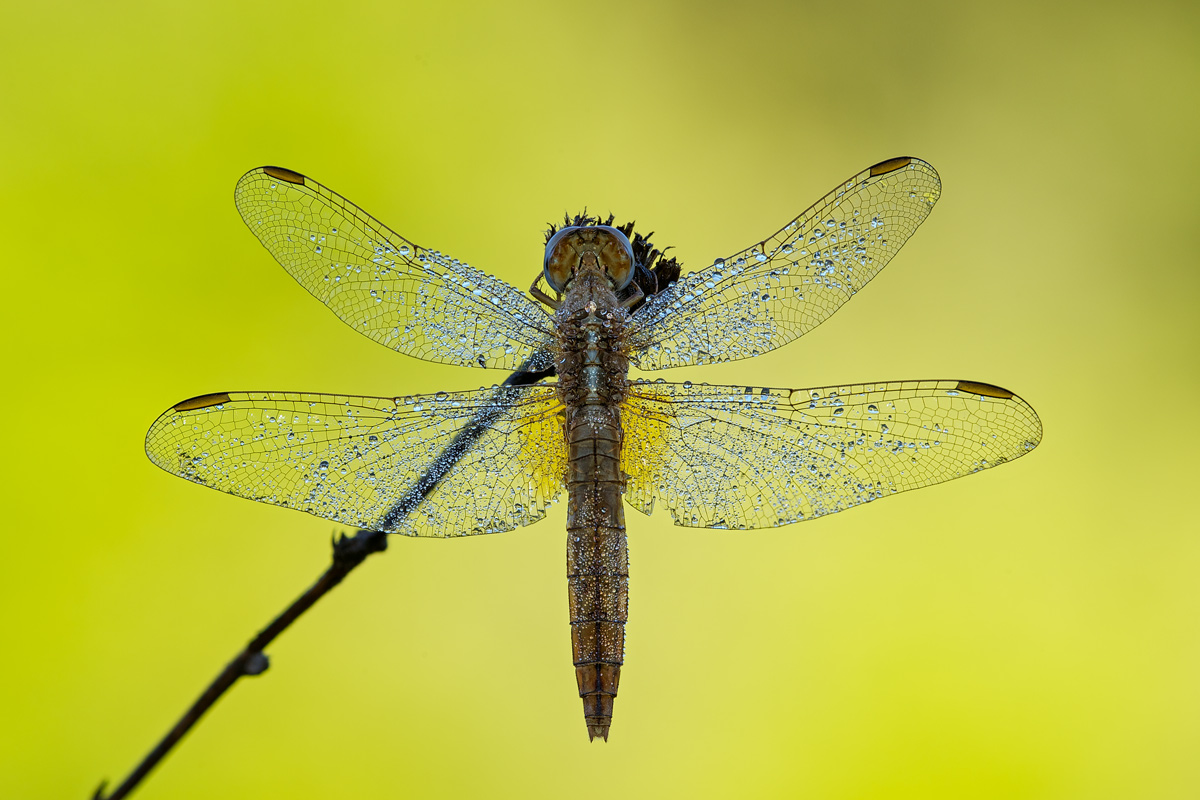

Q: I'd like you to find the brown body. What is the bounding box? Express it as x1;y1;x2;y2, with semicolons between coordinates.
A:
553;259;631;742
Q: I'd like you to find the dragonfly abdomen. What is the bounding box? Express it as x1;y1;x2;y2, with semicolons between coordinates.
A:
556;266;631;742
564;422;628;742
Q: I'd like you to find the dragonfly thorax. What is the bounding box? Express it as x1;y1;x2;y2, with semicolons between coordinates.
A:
543;225;634;293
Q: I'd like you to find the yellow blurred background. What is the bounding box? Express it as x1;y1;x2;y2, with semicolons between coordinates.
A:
2;1;1198;797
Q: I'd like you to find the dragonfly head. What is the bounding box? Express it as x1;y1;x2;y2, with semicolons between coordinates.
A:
543;225;635;293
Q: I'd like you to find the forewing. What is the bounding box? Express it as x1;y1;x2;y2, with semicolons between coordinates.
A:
621;379;1040;528
628;158;941;369
146;385;566;537
235;167;555;370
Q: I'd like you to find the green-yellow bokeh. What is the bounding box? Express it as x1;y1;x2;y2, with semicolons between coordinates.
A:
2;1;1198;798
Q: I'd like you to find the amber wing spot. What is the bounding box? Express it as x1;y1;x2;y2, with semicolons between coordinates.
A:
955;380;1014;399
173;392;232;411
262;166;306;185
869;157;913;176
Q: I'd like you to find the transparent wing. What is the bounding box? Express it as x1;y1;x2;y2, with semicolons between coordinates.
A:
145;385;566;537
627;158;941;369
621;379;1040;528
235;167;555;370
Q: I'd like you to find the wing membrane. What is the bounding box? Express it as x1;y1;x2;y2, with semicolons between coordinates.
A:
621;379;1040;529
235;167;555;370
146;385;566;537
628;158;941;369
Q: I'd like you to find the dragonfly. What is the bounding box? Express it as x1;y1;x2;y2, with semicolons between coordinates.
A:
146;157;1041;742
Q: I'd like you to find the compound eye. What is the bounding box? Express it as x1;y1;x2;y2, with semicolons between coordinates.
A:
543;226;579;292
594;226;635;290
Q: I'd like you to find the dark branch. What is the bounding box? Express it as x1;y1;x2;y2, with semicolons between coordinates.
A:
93;529;388;800
93;361;552;800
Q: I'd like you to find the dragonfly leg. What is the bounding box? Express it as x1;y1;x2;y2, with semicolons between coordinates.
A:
529;274;561;309
619;283;644;309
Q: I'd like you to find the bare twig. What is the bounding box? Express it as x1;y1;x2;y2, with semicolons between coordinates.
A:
95;360;553;800
92;528;388;800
